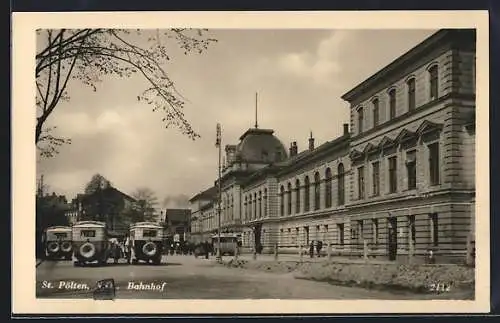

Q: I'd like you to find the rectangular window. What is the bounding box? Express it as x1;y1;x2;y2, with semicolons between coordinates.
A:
358;166;365;199
389;89;396;119
80;230;96;238
406;150;417;190
388;156;398;193
407;78;416;111
358;108;364;134
429;142;440;186
372;161;380;196
372;219;378;245
337;223;344;246
373;99;379;127
429;66;439;99
408;215;416;248
143;230;157;238
357;220;364;241
430;213;439;246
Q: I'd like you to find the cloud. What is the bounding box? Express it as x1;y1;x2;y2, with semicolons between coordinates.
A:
275;31;350;86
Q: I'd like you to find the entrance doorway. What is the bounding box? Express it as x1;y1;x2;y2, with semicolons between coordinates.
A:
387;217;398;261
253;223;263;254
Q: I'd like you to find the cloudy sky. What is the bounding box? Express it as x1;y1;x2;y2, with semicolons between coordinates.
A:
36;28;438;206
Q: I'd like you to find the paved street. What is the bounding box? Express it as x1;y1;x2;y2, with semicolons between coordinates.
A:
37;254;436;300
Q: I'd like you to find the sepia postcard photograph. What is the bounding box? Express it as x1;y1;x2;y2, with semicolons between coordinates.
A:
12;10;489;314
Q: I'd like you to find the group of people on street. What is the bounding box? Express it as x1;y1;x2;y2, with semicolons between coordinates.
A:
109;237;132;264
309;240;324;258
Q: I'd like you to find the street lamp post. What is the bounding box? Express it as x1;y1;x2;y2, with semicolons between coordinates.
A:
216;123;222;262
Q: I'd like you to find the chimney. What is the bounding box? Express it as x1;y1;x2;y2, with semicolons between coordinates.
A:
289;143;294;157
343;123;349;135
308;132;315;151
292;141;298;156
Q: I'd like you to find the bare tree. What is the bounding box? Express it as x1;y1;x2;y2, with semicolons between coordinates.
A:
36;28;217;157
132;187;160;222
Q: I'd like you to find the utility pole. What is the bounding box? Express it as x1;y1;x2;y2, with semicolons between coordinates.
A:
215;123;222;262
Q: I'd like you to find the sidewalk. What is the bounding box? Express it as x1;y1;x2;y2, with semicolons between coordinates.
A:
230;253;394;265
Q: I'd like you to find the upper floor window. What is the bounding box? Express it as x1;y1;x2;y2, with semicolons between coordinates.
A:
429;142;440;186
263;188;268;217
357;166;365;199
258;191;262;218
407;78;416;111
295;179;301;213
372;161;380;196
314;172;321;210
372;98;379;127
287;182;292;215
357;107;364;134
325;168;332;208
429;65;439;100
388;156;398;193
304;176;310;212
406;150;417;190
337;163;345;206
253;193;257;219
389;88;396;119
280;186;285;216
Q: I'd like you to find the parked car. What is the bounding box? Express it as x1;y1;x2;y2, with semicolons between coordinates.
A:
43;226;73;260
72;221;111;266
129;222;164;265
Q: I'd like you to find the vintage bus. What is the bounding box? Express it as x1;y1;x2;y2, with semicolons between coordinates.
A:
129;222;165;265
72;221;111;266
211;233;241;256
43;226;73;260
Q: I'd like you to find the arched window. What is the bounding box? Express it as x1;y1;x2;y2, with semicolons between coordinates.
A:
429;65;439;100
287;182;292;215
357;107;364;133
280;186;285;216
258;191;262;218
389;88;396;119
295;179;301;213
263;188;268;217
314;172;321;210
304;176;310;212
253;193;257;219
407;77;416;111
325;168;332;208
248;195;252;220
372;98;379;127
338;163;345;206
244;196;248;220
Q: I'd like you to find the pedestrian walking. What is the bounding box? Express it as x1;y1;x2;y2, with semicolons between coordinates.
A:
309;240;315;258
316;240;323;257
124;236;131;264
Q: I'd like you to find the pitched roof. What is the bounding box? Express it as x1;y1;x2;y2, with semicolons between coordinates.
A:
189;186;217;202
165;208;191;222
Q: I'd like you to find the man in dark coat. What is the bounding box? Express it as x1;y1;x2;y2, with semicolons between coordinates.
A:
309;240;315;258
316;240;323;257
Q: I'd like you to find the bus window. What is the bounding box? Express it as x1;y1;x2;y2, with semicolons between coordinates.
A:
81;230;96;238
143;230;157;238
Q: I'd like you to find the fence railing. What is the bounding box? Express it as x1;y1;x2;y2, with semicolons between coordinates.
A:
231;236;475;266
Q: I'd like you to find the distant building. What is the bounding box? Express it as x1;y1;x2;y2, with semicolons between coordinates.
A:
164;208;191;241
190;29;476;263
66;187;137;235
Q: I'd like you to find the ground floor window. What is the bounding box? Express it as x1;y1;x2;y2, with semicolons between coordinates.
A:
429;213;439;247
337;223;344;246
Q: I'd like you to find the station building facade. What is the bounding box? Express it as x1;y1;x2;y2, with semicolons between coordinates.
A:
189;29;476;262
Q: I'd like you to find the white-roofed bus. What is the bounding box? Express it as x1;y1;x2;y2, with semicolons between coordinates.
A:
43;226;73;260
211;233;242;256
72;221;111;267
129;222;165;265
